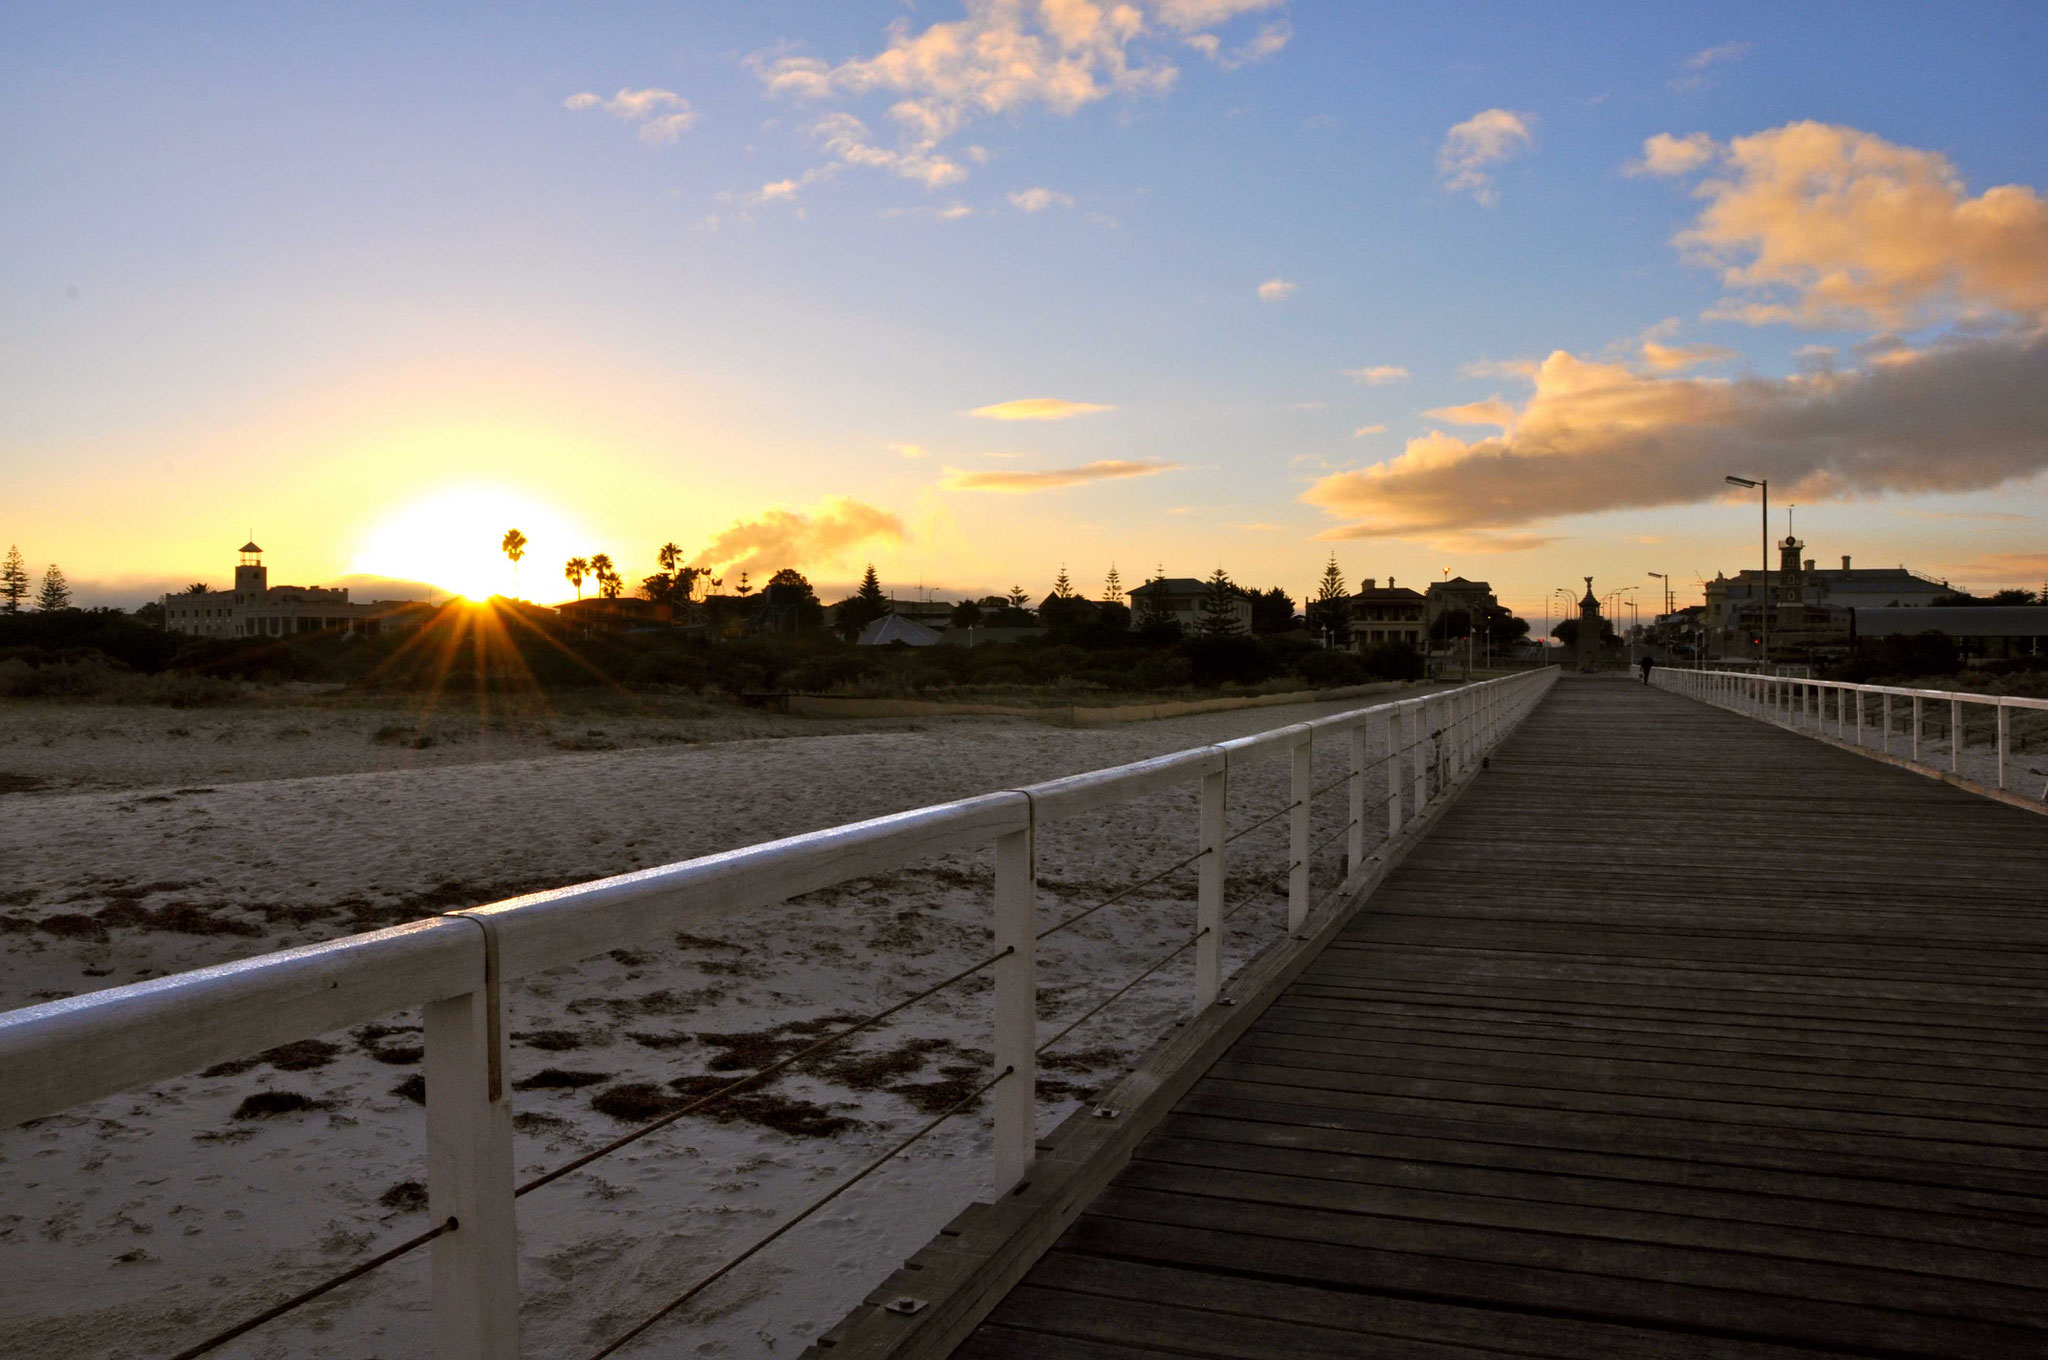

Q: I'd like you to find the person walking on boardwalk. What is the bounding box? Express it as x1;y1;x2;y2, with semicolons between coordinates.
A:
1638;653;1655;684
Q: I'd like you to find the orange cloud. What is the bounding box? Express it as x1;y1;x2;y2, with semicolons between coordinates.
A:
1660;121;2048;328
945;459;1180;492
1303;333;2048;541
1423;398;1517;429
698;498;905;575
969;397;1115;421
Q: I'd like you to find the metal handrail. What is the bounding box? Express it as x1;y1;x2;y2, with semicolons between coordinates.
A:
1654;667;2047;799
0;665;1559;1358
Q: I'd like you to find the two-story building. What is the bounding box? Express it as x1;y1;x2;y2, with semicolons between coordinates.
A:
1348;578;1427;651
1127;577;1253;634
1704;538;1949;659
161;543;423;639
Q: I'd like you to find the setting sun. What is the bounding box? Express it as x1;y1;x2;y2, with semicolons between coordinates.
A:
353;485;587;601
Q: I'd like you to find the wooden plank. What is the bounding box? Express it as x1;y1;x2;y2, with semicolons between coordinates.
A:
939;678;2048;1359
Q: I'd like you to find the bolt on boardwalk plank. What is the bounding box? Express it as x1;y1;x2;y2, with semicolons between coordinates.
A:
948;677;2048;1360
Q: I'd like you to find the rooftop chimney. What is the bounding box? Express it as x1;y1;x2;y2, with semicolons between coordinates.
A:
1804;559;1815;572
1387;575;1395;588
1841;555;1851;570
1360;578;1376;591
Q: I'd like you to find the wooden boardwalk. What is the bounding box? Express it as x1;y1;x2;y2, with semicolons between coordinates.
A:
951;677;2048;1359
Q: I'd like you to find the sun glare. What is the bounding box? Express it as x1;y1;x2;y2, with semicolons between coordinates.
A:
354;485;587;601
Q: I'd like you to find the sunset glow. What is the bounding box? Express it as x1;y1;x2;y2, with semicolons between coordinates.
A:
354;486;589;602
6;4;2046;618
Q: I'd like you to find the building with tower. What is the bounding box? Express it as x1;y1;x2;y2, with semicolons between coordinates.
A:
160;542;426;639
1574;578;1603;672
1703;535;1948;660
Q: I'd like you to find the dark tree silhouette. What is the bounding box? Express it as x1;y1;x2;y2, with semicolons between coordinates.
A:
183;582;211;595
1198;566;1244;638
836;564;891;640
1309;552;1349;647
564;556;589;599
1250;586;1295;634
36;564;71;612
1102;564;1123;604
501;528;527;597
1;546;27;614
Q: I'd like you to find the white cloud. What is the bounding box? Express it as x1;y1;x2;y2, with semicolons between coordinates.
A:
1438;108;1534;207
1257;277;1297;301
813;111;965;188
969;397;1116;421
750;2;1289;194
1352;423;1387;437
1627;131;1717;177
1344;364;1409;385
563;88;698;145
945;458;1180;491
1008;186;1075;212
1671;41;1753;92
888;443;929;459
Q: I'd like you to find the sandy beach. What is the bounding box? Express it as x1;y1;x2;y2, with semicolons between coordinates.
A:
0;689;1433;1359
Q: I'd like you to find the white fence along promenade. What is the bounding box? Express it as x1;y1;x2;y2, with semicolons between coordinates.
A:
0;667;1557;1359
1654;668;2048;808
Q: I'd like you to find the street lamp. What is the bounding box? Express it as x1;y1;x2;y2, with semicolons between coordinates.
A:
1725;475;1769;669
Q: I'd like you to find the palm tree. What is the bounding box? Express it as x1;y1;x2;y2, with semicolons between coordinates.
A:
183;582;210;595
657;541;683;575
500;528;528;598
590;553;618;600
564;556;589;600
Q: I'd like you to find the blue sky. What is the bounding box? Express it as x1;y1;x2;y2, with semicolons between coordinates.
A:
5;1;2045;615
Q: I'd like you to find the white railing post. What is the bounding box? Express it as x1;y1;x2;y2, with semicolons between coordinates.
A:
991;825;1035;1194
1288;733;1312;934
1407;700;1425;813
1913;696;1923;762
1381;710;1401;840
1855;689;1864;746
425;952;519;1360
1997;702;2010;791
1883;692;1892;754
1195;765;1226;1009
1951;699;1962;773
1348;721;1369;877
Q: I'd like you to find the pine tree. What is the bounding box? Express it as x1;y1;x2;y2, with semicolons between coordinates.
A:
0;546;27;614
1135;563;1171;627
1198;566;1244;638
839;563;891;640
1102;564;1123;605
857;564;888;610
1007;584;1030;611
36;563;71;612
1311;552;1349;646
1052;565;1074;599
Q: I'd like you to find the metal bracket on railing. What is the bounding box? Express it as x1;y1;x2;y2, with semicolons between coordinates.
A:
438;910;504;1101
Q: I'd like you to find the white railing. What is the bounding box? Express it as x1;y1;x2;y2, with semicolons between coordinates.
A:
1654;668;2048;802
0;667;1557;1359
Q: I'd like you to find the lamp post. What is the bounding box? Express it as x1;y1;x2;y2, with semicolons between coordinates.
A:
1725;475;1768;670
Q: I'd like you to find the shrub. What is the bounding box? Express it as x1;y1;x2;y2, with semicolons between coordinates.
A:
1357;642;1425;681
1182;636;1278;688
1294;648;1372;687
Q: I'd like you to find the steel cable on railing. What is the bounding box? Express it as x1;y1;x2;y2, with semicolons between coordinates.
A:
164;1217;455;1360
517;945;1013;1198
154;946;1015;1360
1035;845;1209;944
1036;927;1211;1058
582;1065;1013;1360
